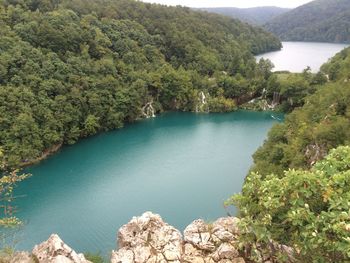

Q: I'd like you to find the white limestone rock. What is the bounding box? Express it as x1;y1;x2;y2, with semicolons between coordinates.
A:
111;248;134;263
183;219;215;252
111;212;182;263
32;234;91;263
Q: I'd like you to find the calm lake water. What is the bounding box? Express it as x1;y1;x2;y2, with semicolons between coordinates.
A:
256;42;349;73
14;111;282;254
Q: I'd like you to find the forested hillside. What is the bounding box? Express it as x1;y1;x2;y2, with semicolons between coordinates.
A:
230;145;350;262
252;46;350;175
0;0;281;167
264;0;350;43
197;6;290;25
227;46;350;262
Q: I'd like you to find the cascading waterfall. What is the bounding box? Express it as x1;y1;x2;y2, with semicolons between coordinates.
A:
195;91;208;112
200;91;207;105
261;91;281;111
142;101;156;118
272;92;281;105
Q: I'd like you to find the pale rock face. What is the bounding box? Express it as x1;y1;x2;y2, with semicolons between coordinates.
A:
216;243;239;260
25;212;295;263
213;217;240;236
112;212;246;263
183;218;241;262
31;234;91;263
183;219;216;252
111;211;182;263
111;248;134;263
184;243;203;256
52;255;75;263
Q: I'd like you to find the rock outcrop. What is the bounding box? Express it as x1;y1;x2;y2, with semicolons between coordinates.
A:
8;212;294;263
31;234;91;263
111;212;248;263
183;217;244;263
111;212;182;263
5;234;91;263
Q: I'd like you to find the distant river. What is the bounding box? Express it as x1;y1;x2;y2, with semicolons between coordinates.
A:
14;111;282;254
256;42;349;73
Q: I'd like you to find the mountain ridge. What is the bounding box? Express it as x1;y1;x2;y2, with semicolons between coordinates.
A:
264;0;350;43
195;6;291;25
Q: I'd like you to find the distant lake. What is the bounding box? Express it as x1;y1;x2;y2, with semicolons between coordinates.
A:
256;42;349;73
14;111;282;254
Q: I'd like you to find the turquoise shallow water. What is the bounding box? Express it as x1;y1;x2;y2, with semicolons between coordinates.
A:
13;111;282;254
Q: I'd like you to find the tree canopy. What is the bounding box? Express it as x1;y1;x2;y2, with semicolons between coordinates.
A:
264;0;350;43
228;146;350;262
0;0;281;167
252;46;350;176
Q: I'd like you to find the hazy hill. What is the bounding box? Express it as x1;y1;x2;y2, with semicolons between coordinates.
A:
196;6;291;25
264;0;350;43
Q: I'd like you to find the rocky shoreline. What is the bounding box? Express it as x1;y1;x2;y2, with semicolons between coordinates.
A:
6;212;294;263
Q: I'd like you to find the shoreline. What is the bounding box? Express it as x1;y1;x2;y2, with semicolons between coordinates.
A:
18;105;283;169
20;142;63;168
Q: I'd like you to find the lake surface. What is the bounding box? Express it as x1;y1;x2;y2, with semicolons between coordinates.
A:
256;42;349;73
14;111;282;254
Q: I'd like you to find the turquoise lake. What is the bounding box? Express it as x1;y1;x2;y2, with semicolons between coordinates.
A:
14;111;282;254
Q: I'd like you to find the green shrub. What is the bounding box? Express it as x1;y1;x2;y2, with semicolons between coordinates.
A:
227;146;350;262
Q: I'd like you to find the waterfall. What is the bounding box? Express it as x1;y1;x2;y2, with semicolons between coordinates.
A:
273;92;281;105
288;97;294;106
196;91;208;113
142;101;156;118
261;92;281;110
199;91;207;105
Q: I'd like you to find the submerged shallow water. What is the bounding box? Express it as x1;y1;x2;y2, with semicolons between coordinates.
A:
256;41;349;73
14;111;282;254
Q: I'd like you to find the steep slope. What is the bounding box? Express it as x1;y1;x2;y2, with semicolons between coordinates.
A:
0;0;281;167
252;46;350;175
264;0;350;43
196;6;290;25
63;0;282;55
230;47;350;263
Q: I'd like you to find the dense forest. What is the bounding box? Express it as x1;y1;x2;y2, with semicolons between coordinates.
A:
196;6;290;26
252;46;350;175
264;0;350;43
0;0;281;168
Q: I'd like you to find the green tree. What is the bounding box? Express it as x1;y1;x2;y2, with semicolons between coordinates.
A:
0;0;281;167
83;115;100;136
227;146;350;262
0;150;30;250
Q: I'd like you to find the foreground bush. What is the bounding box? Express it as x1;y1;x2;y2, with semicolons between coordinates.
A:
227;146;350;262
